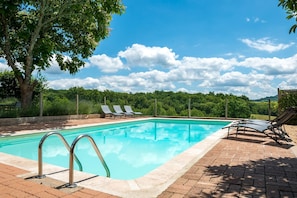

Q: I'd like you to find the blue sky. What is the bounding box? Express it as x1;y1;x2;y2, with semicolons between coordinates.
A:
1;0;297;99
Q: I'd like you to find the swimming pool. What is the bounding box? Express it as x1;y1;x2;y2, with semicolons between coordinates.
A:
0;118;231;197
0;118;229;180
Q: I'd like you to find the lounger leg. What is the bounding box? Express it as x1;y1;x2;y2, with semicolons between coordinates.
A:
227;127;230;138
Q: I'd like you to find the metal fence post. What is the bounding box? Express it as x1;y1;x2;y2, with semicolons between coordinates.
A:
268;99;271;121
154;99;157;117
76;94;79;115
188;98;191;118
225;98;228;119
39;92;43;117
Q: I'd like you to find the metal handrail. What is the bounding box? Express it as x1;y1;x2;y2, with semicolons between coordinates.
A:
68;134;110;187
38;131;83;178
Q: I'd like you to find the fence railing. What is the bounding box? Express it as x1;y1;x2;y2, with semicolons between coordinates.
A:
1;94;276;120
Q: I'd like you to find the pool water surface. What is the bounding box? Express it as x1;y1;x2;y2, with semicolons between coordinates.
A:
0;119;230;180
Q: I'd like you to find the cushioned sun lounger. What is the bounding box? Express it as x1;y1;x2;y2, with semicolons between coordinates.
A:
224;107;297;143
124;105;142;115
113;105;134;117
101;105;123;118
228;122;291;143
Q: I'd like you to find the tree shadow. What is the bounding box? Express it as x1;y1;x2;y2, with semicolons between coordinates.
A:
0;119;70;137
186;132;297;197
195;156;297;197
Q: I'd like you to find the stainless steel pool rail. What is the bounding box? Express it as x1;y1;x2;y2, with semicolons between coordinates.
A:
68;134;110;187
38;131;83;178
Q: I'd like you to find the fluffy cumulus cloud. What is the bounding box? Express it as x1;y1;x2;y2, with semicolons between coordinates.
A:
198;70;276;99
48;77;103;90
213;71;250;87
240;37;294;53
100;70;176;92
44;55;67;74
89;54;125;73
2;41;297;99
118;44;179;68
46;41;297;99
0;58;10;71
238;55;297;75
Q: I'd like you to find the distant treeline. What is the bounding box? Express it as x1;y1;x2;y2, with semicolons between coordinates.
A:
0;87;279;118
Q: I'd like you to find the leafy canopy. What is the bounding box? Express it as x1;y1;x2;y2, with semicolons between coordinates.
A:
0;0;125;73
0;0;124;108
279;0;297;33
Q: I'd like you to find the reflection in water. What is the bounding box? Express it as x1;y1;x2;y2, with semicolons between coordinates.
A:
43;145;68;157
0;119;229;180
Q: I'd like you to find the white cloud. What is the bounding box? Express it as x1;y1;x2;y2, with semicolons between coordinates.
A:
278;72;297;88
48;77;102;89
103;70;176;92
278;80;297;90
45;46;297;99
88;54;125;73
238;55;297;75
245;17;266;23
214;71;250;87
180;57;237;71
0;58;10;71
198;70;276;99
129;70;169;83
166;57;237;86
2;43;296;99
240;37;294;53
43;54;91;75
44;56;66;75
118;44;179;68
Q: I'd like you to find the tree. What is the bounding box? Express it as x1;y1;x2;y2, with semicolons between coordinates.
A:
0;0;125;109
278;0;297;33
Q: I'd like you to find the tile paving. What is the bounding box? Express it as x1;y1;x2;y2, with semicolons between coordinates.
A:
159;132;297;198
1;118;297;197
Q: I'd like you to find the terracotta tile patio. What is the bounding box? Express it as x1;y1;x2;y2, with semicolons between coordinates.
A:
1;118;297;197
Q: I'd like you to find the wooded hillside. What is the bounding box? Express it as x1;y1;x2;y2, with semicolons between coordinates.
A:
0;86;279;118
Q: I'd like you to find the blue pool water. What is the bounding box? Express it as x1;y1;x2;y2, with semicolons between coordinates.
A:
0;119;230;180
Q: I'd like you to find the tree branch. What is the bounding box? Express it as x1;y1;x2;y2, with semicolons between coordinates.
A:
1;14;23;84
25;0;47;84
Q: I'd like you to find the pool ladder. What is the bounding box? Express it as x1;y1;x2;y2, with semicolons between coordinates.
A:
38;132;110;187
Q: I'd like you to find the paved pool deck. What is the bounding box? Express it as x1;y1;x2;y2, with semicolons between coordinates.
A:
1;117;297;197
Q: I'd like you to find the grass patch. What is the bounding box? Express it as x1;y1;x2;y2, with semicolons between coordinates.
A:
250;114;276;120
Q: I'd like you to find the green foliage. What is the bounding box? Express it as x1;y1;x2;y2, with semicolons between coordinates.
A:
250;114;276;120
0;97;18;105
0;0;125;108
278;0;297;33
0;97;19;118
0;71;20;99
278;91;297;111
19;106;39;117
43;96;76;116
190;108;204;117
253;95;278;102
0;87;281;118
250;101;278;116
79;100;94;114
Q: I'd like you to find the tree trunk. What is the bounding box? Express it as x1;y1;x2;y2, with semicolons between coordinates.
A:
20;83;34;109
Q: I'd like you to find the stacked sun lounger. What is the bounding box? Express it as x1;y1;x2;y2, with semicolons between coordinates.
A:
113;105;134;117
101;105;123;118
123;105;142;115
224;107;297;143
101;105;142;118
